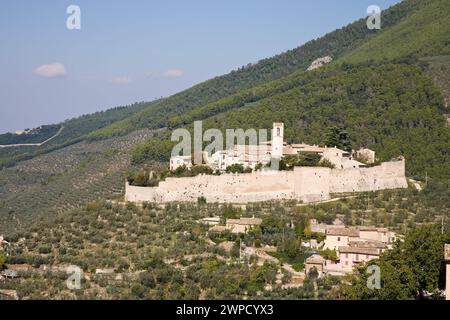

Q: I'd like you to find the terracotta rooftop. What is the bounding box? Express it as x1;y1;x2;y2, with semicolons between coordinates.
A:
358;226;389;233
290;144;327;153
339;246;380;255
348;240;387;249
327;227;359;237
306;254;325;264
227;217;262;226
208;226;227;233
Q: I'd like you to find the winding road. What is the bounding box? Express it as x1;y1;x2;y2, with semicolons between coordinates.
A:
0;126;64;148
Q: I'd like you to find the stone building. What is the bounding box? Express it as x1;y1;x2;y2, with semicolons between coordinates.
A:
174;122;369;173
305;254;326;278
225;217;262;234
132;122;408;204
207;217;262;234
323;227;360;251
126;156;407;204
169;155;193;171
337;246;380;272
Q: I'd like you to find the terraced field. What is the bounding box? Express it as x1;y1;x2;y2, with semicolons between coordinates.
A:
0;129;157;235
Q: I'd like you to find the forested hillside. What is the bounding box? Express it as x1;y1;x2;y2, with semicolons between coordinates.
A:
0;125;60;145
1;0;445;170
131;61;450;182
1;0;449;235
341;0;450;63
0;101;152;168
127;0;450;183
85;0;426;141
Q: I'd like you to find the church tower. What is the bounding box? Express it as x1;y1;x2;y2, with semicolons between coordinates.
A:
271;122;284;158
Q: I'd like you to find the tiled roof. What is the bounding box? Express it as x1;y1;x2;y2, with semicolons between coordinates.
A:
358;226;389;233
208;226;227;233
306;254;325;264
348;240;387;249
339;246;380;255
327;227;359;237
227;217;262;226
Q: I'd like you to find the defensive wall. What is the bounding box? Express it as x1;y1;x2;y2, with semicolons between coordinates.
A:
125;158;408;204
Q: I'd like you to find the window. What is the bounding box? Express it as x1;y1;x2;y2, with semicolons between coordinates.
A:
345;253;348;259
356;254;359;261
277;127;280;136
337;237;341;241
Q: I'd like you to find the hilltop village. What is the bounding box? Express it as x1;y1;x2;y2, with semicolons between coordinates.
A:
126;123;408;204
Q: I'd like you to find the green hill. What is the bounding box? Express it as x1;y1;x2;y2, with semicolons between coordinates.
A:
1;0;449;235
131;61;450;181
127;0;450;182
3;0;447;170
0;101;152;168
341;0;450;62
87;0;427;140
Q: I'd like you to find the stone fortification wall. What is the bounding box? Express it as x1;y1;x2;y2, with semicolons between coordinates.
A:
125;159;408;204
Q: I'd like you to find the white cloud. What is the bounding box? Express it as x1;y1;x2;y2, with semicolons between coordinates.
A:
34;63;67;78
163;69;183;78
110;76;132;84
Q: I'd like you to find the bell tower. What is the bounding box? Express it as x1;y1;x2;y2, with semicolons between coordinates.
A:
271;122;284;159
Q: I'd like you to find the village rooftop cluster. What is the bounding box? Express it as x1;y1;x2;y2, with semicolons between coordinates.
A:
170;123;376;172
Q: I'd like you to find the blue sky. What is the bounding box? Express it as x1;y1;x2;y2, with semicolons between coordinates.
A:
0;0;400;133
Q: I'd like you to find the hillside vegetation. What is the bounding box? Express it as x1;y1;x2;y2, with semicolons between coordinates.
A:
83;0;423;141
341;0;450;63
1;0;447;170
0;125;61;145
0;129;157;235
0;102;152;168
1;0;449;235
1;182;449;299
132;61;450;182
128;0;450;182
